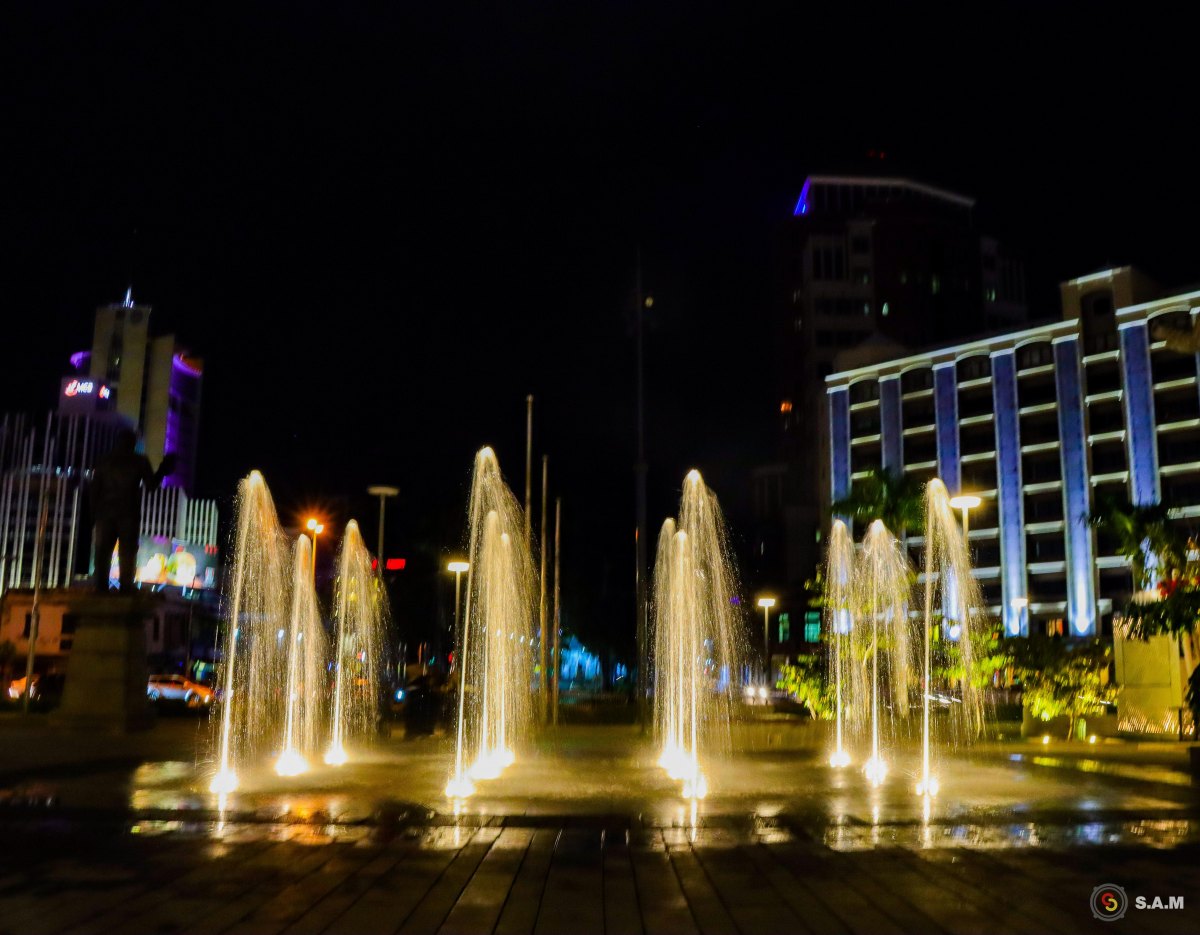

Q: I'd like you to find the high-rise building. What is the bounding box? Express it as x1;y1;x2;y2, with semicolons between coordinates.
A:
72;288;203;492
0;291;216;596
765;175;1028;597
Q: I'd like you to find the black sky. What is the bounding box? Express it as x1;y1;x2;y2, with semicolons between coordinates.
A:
3;3;1197;656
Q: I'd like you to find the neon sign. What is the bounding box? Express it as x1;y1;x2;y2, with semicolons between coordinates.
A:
62;379;111;399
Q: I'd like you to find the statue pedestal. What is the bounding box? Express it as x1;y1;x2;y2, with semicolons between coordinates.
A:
51;595;153;733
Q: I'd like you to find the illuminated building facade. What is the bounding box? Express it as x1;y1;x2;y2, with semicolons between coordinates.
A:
771;175;1027;594
825;267;1200;638
0;291;216;597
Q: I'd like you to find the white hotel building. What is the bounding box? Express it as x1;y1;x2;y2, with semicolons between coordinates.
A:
824;267;1200;640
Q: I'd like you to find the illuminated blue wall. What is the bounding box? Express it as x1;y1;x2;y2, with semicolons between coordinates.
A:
879;375;903;472
1053;336;1096;636
1118;321;1161;507
933;363;960;493
829;387;851;507
991;349;1029;635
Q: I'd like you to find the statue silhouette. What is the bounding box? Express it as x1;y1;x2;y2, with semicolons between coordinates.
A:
90;428;176;593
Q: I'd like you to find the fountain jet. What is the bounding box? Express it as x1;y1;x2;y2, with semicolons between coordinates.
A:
652;470;743;799
275;535;327;777
446;448;536;798
325;520;389;767
210;471;289;794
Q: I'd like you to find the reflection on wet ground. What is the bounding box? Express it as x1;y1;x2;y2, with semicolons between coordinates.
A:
3;725;1197;851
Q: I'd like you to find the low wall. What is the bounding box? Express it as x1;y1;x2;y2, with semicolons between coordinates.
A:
731;715;826;753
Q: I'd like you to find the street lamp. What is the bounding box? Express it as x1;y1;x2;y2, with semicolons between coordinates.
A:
757;597;776;684
306;518;324;582
948;494;981;540
367;486;399;574
447;560;470;667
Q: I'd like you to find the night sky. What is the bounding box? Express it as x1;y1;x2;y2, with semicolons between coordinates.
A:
4;3;1197;658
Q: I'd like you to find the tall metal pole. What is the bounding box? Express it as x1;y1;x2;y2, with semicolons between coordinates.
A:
22;479;50;714
539;455;549;724
524;395;533;551
634;251;648;733
552;497;561;725
453;570;463;663
367;486;399;575
763;604;771;675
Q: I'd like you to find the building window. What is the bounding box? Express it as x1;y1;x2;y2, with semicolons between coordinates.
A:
61;614;78;635
22;614;32;638
778;613;790;643
59;639;73;652
803;611;821;643
851;236;869;254
931;275;941;295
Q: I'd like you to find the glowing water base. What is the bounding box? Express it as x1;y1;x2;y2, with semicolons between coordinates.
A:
325;520;389;767
276;535;327;777
210;472;290;794
446;447;536;798
652;470;742;799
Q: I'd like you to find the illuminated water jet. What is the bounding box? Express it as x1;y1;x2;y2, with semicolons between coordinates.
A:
652;470;743;800
277;535;326;778
210;471;289;795
826;520;854;769
446;448;536;797
325;520;389;767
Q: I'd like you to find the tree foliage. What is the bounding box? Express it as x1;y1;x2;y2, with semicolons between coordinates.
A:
831;467;925;537
1089;494;1183;591
1006;636;1116;738
776;655;832;719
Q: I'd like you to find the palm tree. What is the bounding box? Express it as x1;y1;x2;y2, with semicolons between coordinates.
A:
1089;494;1182;592
831;467;925;537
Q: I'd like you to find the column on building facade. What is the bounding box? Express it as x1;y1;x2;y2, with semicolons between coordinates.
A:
933;363;960;493
879;375;903;474
990;349;1029;636
1053;335;1097;636
828;387;851;521
1117;319;1161;507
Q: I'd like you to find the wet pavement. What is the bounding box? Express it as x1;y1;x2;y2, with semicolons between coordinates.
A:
2;722;1199;933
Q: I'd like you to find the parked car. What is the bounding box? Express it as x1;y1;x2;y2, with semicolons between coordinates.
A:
147;674;214;708
6;673;67;709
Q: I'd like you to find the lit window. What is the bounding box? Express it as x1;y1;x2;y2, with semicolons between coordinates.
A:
778;613;790;642
881;302;889;317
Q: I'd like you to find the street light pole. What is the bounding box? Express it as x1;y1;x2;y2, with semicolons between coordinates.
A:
634;252;649;733
306;518;324;583
553;496;561;726
22;479;51;714
367;485;399;574
539;455;549;724
524;395;533;551
447;561;469;666
757;596;776;685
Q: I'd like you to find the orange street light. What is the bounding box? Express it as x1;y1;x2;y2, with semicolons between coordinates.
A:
306;518;324;581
